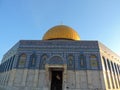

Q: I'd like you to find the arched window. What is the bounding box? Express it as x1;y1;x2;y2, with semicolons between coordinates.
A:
90;55;98;69
102;57;112;89
111;61;115;73
67;54;74;69
40;54;47;69
102;56;107;70
29;53;37;68
109;61;115;89
18;53;27;68
114;63;119;88
10;55;15;70
80;54;86;68
7;58;12;71
107;59;110;71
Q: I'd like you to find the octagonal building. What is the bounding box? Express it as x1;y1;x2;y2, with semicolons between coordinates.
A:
0;25;120;90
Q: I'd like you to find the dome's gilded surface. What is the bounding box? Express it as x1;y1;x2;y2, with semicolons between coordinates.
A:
42;25;80;40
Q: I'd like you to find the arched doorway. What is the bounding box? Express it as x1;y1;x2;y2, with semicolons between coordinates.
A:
45;56;67;90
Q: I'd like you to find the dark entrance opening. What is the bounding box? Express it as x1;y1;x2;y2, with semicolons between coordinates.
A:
51;71;63;90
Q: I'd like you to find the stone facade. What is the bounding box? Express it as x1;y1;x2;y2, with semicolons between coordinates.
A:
0;40;120;90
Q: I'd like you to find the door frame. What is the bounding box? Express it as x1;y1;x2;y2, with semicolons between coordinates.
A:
50;69;63;90
45;64;67;90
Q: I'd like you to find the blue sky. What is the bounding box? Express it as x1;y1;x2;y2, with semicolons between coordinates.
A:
0;0;120;61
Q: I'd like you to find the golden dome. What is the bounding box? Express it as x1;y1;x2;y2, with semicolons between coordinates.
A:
42;25;80;40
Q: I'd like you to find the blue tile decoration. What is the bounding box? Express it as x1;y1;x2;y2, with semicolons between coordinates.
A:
0;40;105;71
